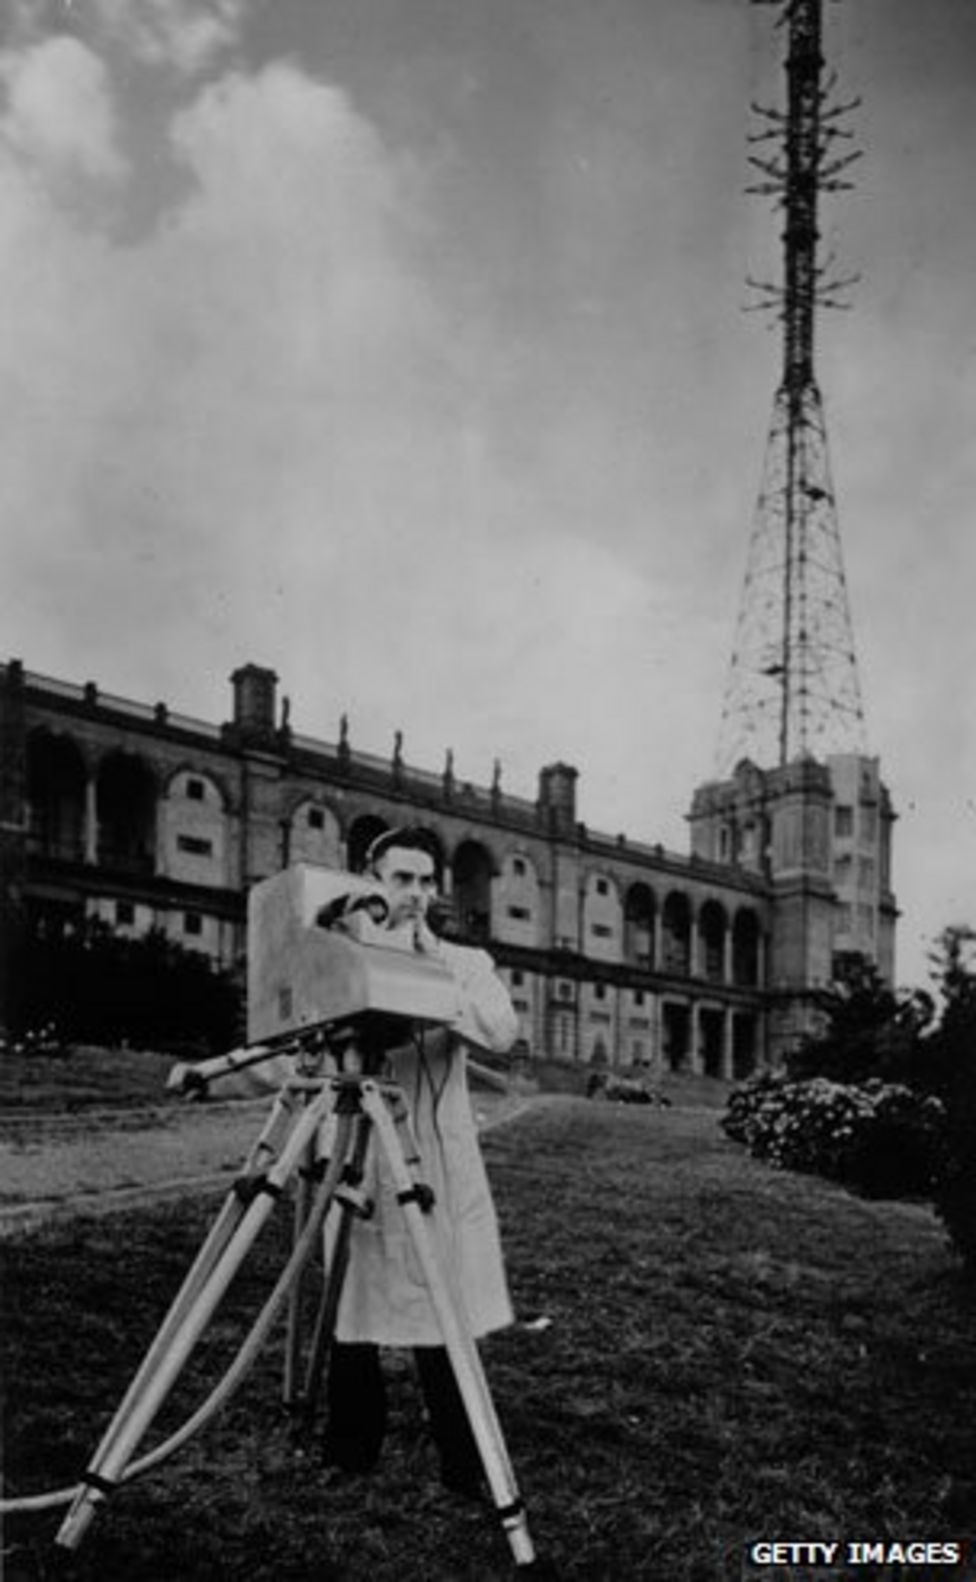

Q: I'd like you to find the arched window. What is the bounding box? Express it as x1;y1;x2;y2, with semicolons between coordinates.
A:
732;909;761;987
699;899;727;983
624;883;655;967
97;752;157;874
661;892;692;976
26;730;86;860
452;839;495;942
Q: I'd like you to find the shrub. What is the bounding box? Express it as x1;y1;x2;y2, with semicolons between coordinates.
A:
722;1073;947;1200
934;1159;976;1270
919;926;976;1270
4;918;242;1055
785;960;933;1088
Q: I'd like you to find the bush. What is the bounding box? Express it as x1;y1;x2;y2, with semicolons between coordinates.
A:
722;1073;947;1200
3;919;242;1055
918;927;976;1270
934;1159;976;1270
737;930;976;1268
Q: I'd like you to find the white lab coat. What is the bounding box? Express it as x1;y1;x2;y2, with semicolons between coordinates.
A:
208;940;517;1347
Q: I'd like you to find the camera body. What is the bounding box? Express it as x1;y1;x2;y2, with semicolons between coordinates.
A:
246;864;461;1046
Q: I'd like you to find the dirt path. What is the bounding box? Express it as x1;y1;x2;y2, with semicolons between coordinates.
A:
0;1088;537;1237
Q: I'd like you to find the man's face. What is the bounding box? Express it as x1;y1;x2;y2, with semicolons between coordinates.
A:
373;845;437;929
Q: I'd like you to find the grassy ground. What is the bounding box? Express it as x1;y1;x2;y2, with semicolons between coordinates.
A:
0;1046;177;1114
2;1100;974;1582
0;1045;731;1116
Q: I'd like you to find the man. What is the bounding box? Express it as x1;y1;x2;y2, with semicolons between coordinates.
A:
178;826;518;1497
319;826;518;1495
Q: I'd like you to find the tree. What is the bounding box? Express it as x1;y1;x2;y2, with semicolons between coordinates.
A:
786;959;932;1085
921;926;976;1269
4;915;242;1055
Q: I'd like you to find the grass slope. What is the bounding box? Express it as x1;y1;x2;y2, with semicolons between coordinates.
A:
2;1099;974;1581
0;1047;177;1113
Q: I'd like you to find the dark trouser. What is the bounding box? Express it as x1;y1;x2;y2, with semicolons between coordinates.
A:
323;1340;482;1482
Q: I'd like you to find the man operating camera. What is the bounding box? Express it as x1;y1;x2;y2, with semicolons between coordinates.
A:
318;825;518;1496
178;825;519;1499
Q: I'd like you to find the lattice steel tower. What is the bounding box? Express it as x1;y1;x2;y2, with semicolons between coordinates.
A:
717;0;867;774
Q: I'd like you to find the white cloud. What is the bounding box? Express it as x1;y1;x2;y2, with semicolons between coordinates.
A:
85;0;245;77
0;34;126;181
1;52;682;819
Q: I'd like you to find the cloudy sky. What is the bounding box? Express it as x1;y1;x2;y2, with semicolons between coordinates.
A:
2;0;974;990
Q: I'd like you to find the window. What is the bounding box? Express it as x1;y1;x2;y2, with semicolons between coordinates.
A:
511;970;524;987
184;911;203;936
177;835;213;856
859;856;876;888
512;857;526;877
592;923;612;938
860;804;878;843
186;778;205;801
596;878;609;896
594;983;606;1001
507;905;531;921
307;807;325;830
512;998;529;1013
559;982;572;1001
836;902;853;933
858;903;875;935
835;805;853;838
116;900;134;925
634;990;645;1007
834;853;853;883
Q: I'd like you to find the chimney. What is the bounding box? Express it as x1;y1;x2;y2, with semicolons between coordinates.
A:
229;664;278;745
537;762;578;834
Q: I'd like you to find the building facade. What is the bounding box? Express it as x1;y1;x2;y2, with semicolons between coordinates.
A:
0;659;896;1075
689;754;897;1052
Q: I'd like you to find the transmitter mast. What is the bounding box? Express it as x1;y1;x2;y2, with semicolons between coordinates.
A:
717;0;866;774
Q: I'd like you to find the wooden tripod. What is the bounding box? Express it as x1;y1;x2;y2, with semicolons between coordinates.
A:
54;1042;536;1571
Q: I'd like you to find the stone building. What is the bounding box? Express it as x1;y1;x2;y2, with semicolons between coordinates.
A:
0;658;897;1075
689;754;897;1053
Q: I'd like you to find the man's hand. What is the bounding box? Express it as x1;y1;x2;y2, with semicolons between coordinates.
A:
166;1062;210;1101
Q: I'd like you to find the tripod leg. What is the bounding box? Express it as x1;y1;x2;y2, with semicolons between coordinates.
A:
283;1123;323;1407
55;1083;337;1551
358;1082;536;1570
68;1083;305;1485
298;1109;373;1425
